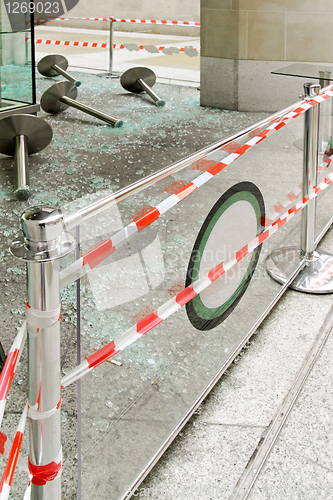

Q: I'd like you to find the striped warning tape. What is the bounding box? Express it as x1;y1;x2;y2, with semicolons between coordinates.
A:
30;17;110;24
191;137;333;228
0;324;27;429
0;309;60;430
110;18;201;26
59;115;291;288
0;404;27;500
132;147;333;324
0;431;28;474
60;86;333;289
262;149;333;226
28;449;62;487
31;17;111;24
57;16;110;21
60;163;333;389
44;17;200;26
35;38;109;49
35;38;199;54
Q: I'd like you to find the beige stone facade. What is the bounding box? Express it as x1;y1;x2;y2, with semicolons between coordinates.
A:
201;0;333;111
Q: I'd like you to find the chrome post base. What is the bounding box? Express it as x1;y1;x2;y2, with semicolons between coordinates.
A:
37;54;81;86
266;246;333;293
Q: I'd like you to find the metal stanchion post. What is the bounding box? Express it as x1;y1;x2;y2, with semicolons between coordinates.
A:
319;71;331;90
319;71;332;153
266;83;333;293
109;17;114;75
97;17;119;78
10;207;75;499
301;84;320;260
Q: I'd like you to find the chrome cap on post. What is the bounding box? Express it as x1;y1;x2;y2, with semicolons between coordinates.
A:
10;206;75;262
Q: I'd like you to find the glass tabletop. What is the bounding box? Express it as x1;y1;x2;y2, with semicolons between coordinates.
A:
272;62;333;81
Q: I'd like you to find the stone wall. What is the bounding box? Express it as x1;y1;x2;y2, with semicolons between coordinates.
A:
200;0;333;112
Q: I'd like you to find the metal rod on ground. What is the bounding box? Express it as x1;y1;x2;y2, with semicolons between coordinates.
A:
266;83;333;293
41;81;123;127
52;65;80;86
137;77;165;106
10;206;75;499
121;67;165;106
15;135;29;196
0;115;53;200
61;95;121;125
38;54;81;86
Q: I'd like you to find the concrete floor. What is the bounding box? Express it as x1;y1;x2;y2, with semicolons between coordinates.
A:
1;27;333;500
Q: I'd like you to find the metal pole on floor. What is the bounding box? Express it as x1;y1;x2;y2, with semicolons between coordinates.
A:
14;135;29;198
76;225;82;500
109;17;114;75
266;83;333;293
97;17;118;78
10;206;75;499
301;83;320;259
318;71;332;153
40;81;123;127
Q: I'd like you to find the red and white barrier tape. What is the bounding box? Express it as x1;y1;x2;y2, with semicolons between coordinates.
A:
60;87;333;289
262;149;333;226
110;18;200;26
28;448;62;487
50;17;200;26
0;323;27;428
0;404;28;500
32;16;110;23
28;396;61;421
59;116;290;287
35;38;199;54
61;163;333;389
36;38;109;49
0;398;62;496
26;303;61;333
0;431;28;476
57;16;110;22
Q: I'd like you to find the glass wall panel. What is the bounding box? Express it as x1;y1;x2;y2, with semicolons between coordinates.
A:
0;4;35;112
56;106;333;498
